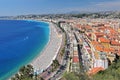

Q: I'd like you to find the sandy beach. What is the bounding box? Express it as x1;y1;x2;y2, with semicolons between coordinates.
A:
31;22;62;74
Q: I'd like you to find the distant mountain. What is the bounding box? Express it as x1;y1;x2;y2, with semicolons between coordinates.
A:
66;11;81;14
69;11;120;18
66;11;98;15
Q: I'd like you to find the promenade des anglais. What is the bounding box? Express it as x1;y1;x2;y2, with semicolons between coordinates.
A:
0;0;120;80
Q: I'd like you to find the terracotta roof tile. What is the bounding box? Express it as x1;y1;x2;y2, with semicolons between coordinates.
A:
95;32;104;38
103;48;110;52
111;40;120;46
98;37;110;43
95;45;103;51
91;41;99;45
109;48;115;52
73;56;79;63
88;67;104;75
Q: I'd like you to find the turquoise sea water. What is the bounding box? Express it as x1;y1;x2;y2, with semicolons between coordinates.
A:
0;20;49;80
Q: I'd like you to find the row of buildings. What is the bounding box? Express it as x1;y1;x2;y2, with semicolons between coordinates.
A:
74;19;120;75
60;22;80;73
60;18;120;75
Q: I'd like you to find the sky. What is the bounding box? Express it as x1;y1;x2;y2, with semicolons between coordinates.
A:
0;0;120;16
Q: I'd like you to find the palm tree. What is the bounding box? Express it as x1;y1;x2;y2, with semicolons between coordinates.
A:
11;77;16;80
11;64;34;80
15;73;20;80
19;66;26;75
27;64;33;70
53;59;60;69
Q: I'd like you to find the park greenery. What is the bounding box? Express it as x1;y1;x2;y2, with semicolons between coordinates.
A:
51;59;60;72
11;64;44;80
11;65;35;80
92;58;120;80
61;72;90;80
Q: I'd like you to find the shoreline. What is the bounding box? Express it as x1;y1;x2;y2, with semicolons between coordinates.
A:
30;21;63;74
7;20;51;80
7;20;62;80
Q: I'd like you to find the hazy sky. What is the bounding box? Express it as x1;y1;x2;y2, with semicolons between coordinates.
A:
0;0;120;16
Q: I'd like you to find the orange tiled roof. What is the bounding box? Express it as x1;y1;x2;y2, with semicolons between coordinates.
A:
95;45;103;51
110;29;116;34
107;28;116;34
91;41;103;52
88;67;104;75
98;37;110;43
91;41;99;45
95;32;104;36
85;25;92;29
94;44;115;53
111;40;120;46
95;46;115;52
103;48;110;52
109;48;115;52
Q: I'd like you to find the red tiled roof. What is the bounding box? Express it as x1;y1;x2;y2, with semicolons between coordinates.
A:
95;32;104;38
85;25;92;29
111;40;120;46
73;56;79;63
91;41;99;45
108;28;116;34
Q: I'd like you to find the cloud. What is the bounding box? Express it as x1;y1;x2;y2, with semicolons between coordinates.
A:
96;1;120;8
56;1;120;13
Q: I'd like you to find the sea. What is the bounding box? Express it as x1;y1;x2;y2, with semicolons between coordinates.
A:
0;20;50;80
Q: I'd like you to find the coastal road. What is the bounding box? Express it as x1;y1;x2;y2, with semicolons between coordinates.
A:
40;21;67;80
49;46;70;80
49;26;70;80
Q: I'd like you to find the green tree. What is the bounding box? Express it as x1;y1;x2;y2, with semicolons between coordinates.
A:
11;64;34;80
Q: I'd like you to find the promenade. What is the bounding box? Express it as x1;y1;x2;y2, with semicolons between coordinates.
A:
31;22;62;74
